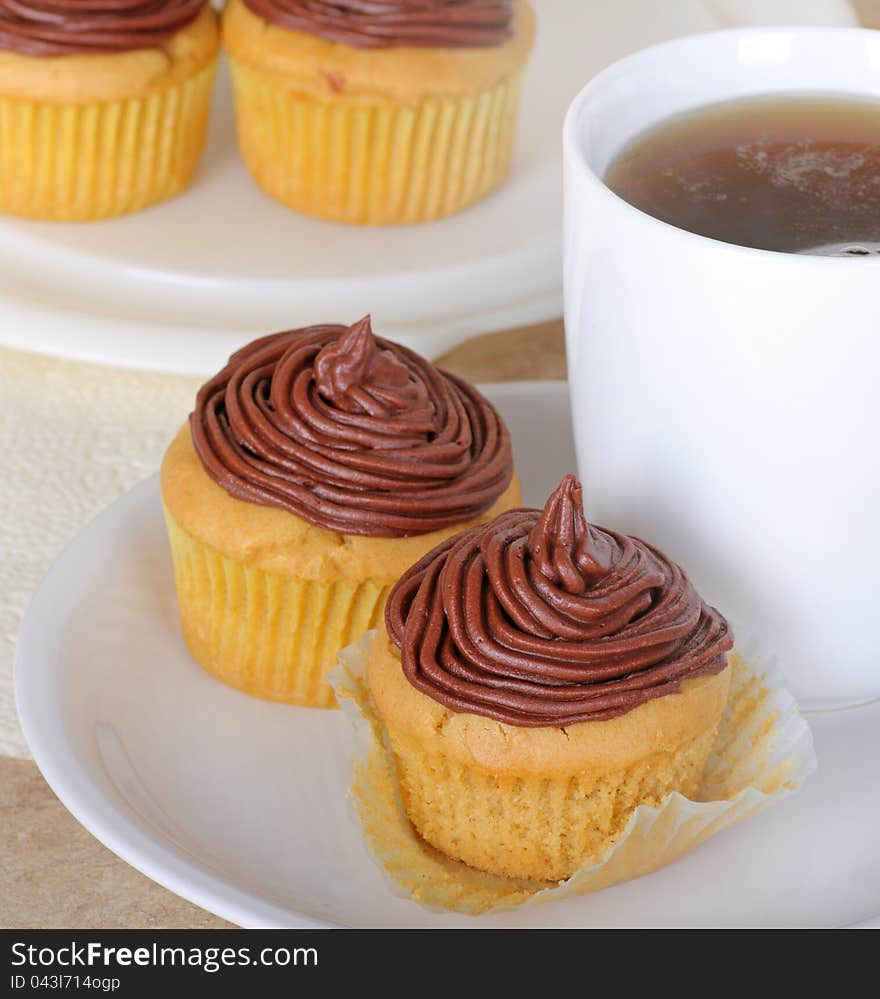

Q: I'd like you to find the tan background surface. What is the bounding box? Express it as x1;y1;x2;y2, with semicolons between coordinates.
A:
5;0;877;930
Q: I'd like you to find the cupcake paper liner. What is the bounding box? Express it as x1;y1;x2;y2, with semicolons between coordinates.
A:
0;57;218;221
330;632;817;914
227;58;525;224
164;509;389;708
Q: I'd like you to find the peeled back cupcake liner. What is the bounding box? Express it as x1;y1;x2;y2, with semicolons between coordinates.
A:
0;56;218;221
330;631;817;914
227;57;525;224
164;508;390;708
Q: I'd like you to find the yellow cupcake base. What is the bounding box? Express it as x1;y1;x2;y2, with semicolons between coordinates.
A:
392;727;718;883
228;58;525;225
164;508;388;708
0;57;218;221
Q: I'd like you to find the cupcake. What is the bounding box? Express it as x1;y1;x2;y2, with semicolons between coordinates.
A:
161;315;520;707
0;1;220;221
222;0;535;224
368;475;734;882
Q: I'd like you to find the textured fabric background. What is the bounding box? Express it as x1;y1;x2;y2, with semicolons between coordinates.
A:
0;349;201;756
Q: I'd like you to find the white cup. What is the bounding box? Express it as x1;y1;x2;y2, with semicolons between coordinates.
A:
563;27;880;709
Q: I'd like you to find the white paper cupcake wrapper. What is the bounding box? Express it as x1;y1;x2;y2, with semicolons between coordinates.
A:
329;631;817;915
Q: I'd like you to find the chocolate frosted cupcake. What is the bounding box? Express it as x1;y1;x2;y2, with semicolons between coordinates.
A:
222;0;535;223
161;316;520;707
0;1;219;220
368;475;733;881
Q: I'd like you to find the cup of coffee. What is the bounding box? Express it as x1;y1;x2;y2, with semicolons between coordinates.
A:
562;27;880;708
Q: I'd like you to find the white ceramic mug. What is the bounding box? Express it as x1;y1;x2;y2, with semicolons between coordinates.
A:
563;27;880;708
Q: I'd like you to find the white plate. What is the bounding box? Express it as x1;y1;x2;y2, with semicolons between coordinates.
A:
0;0;856;375
14;382;880;928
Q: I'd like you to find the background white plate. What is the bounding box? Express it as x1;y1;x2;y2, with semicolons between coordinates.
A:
0;0;857;374
15;382;880;927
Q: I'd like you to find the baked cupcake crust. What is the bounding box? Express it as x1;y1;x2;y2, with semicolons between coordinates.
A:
222;0;535;101
0;4;219;103
161;424;522;584
367;625;731;778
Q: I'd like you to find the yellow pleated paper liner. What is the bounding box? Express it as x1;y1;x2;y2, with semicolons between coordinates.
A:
330;633;817;914
0;57;218;221
227;59;525;224
164;509;389;708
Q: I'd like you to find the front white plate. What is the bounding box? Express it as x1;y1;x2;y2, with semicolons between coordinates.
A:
15;382;880;927
0;0;853;374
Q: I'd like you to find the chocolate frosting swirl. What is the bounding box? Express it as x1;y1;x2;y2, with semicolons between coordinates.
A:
0;0;207;56
386;475;733;726
243;0;513;49
191;316;514;537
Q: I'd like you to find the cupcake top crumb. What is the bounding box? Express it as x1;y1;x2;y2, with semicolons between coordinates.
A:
385;474;733;725
0;3;218;103
222;0;534;102
242;0;514;49
190;316;515;538
0;0;209;56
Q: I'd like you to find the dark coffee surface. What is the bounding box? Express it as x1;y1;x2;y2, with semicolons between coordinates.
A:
605;94;880;256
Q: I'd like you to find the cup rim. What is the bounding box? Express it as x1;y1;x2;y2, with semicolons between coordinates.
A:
562;24;880;266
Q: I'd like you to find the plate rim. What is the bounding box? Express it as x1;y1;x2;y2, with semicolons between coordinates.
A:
0;281;563;377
